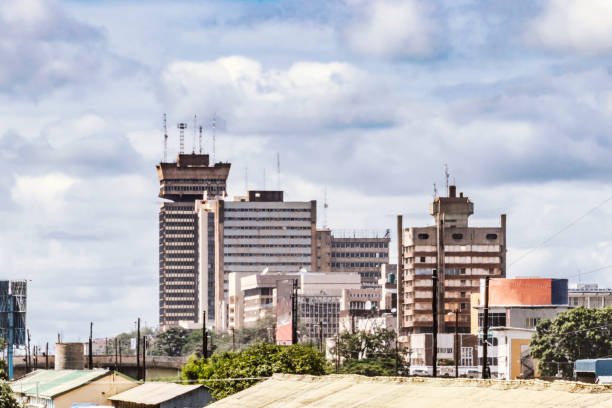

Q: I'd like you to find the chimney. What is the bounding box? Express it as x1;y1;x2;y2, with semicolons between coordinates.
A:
449;185;456;198
459;192;463;198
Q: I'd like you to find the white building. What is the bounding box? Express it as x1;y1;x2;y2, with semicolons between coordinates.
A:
196;190;316;330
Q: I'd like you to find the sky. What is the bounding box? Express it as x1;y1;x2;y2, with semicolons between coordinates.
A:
1;0;611;347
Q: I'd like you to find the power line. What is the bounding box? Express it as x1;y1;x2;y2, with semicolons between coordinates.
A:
509;193;612;267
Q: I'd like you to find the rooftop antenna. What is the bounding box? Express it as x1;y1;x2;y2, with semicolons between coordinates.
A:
163;113;168;162
324;186;328;229
192;115;197;154
212;113;217;163
433;182;438;198
444;163;450;196
199;125;203;154
276;152;281;190
177;123;187;154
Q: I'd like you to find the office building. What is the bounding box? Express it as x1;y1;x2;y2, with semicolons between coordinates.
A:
157;153;230;328
568;283;612;308
397;185;507;336
196;191;316;330
314;229;390;287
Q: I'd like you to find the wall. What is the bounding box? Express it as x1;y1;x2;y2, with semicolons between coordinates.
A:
53;373;137;408
159;387;213;408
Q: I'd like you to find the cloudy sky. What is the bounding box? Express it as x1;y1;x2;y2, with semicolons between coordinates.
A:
1;0;611;346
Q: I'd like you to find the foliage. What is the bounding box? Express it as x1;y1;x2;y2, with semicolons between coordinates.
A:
438;358;455;366
105;327;156;356
530;307;612;377
181;342;326;400
152;327;189;357
0;360;7;381
339;357;397;376
0;383;19;408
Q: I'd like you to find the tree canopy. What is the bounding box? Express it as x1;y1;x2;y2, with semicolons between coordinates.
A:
0;383;18;408
182;342;326;400
530;306;612;377
152;327;189;356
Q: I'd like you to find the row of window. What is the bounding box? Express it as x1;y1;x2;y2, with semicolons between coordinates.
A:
225;235;309;239
226;262;309;266
225;208;311;212
417;233;498;240
224;226;311;230
224;253;311;257
331;242;389;248
225;217;311;221
163;185;224;191
224;244;311;248
331;262;383;268
163;178;226;183
332;252;387;258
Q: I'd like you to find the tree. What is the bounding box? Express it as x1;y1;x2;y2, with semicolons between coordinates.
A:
530;307;612;377
152;327;189;356
182;342;325;400
0;383;19;408
339;357;397;376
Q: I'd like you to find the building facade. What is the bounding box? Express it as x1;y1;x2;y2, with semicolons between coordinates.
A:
568;283;612;308
197;191;317;330
157;153;230;328
398;186;507;336
314;229;390;287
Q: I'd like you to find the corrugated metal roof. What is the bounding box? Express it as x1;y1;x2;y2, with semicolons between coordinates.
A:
10;370;112;399
108;382;203;405
208;374;612;408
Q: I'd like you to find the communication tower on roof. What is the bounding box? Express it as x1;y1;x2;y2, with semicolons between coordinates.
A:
162;113;168;162
192;115;197;154
199;125;203;154
444;163;450;197
177;122;187;154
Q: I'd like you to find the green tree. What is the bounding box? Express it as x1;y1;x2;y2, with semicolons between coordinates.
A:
152;327;189;356
0;383;19;408
182;342;325;400
530;307;612;377
339;357;397;376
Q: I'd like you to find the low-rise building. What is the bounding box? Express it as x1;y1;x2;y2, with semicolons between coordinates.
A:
10;369;137;408
568;283;612;308
408;333;479;377
109;382;212;408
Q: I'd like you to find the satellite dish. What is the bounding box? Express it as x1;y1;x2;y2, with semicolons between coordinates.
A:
365;300;372;311
261;267;269;275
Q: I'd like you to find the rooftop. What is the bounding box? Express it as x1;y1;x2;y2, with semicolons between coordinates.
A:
108;382;204;405
208;374;612;408
10;369;120;399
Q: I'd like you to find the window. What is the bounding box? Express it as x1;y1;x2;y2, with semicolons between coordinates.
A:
460;303;466;311
417;233;429;240
452;233;463;240
478;312;506;328
461;347;473;366
525;317;540;329
486;233;498;240
420;257;426;262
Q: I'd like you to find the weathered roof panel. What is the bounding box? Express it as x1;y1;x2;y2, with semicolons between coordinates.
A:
10;370;111;399
108;382;203;405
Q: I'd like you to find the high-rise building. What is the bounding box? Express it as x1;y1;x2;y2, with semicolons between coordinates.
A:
196;190;317;330
397;185;507;336
157;153;230;328
314;229;390;287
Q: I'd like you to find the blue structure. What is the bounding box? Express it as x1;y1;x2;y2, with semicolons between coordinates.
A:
574;358;612;382
0;280;27;379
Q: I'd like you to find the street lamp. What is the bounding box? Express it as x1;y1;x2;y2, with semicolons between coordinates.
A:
447;309;459;378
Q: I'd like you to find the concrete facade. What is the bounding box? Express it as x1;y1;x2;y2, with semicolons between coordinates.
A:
157;153;230;328
196;191;317;331
314;229;390;287
398;186;507;335
408;333;479;377
569;283;612;308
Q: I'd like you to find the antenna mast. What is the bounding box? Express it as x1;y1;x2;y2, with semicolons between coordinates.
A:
163;113;168;162
444;163;450;196
433;182;438;198
192;115;197;154
276;152;281;190
199;126;203;154
212;113;216;163
324;186;328;229
177;123;187;154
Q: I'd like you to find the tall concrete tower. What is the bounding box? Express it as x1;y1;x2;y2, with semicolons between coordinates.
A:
157;153;231;328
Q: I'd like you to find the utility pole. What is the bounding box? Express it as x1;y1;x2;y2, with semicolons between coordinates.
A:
335;333;339;374
231;328;235;352
432;269;438;378
7;295;14;379
202;311;208;359
136;318;141;381
89;322;93;369
454;309;459;378
318;321;323;353
45;343;49;370
114;338;118;371
482;277;490;379
26;329;31;374
291;279;298;345
142;336;146;383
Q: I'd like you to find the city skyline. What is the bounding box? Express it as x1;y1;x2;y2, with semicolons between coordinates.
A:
0;0;611;348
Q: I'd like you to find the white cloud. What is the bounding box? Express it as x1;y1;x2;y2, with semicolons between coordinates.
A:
11;173;77;215
526;0;612;54
159;56;394;133
342;0;437;59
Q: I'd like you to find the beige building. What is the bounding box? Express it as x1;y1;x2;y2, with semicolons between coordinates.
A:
314;229;390;287
196;190;317;330
11;369;137;408
569;283;612;308
398;186;507;336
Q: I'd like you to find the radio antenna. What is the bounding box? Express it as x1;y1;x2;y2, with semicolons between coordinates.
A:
177;123;187;154
199;125;203;154
163;113;168;162
192;115;197;154
212;113;216;163
276;152;281;190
